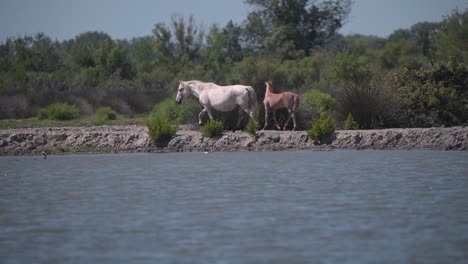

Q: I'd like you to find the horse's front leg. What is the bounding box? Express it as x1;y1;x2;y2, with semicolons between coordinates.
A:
198;108;207;125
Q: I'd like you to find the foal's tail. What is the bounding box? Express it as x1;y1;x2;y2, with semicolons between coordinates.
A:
245;86;259;120
293;94;300;112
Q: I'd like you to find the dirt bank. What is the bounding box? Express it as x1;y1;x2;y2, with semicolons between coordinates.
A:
0;125;467;155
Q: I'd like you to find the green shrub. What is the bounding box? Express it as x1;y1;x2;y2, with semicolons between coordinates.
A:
93;106;117;125
308;116;336;144
343;113;360;130
202;120;223;138
245;119;258;137
37;103;80;120
151;98;200;124
147;115;177;144
300;89;336;128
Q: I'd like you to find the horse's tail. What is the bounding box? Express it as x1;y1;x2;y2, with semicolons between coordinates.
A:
245;86;258;120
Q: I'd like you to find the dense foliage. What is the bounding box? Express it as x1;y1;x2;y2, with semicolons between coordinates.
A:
245;119;258;137
0;2;467;129
93;106;117;125
201;120;223;138
147;115;177;144
308;115;336;143
37;103;80;120
343;113;359;130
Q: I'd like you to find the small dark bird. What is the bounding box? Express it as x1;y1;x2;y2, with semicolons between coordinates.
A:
41;151;47;159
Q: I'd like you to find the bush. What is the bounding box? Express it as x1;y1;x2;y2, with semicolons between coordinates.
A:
308;116;336;144
201;120;223;138
93;106;117;125
151;98;200;124
147;115;177;144
301;89;336;128
394;62;468;127
343;113;359;130
37;103;80;120
245;119;258;137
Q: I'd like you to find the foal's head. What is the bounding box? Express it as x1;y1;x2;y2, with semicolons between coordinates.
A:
265;80;273;92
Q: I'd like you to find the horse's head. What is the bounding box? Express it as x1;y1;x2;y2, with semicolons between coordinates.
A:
175;80;188;104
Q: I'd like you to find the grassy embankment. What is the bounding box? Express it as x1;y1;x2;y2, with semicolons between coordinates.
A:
0;115;147;130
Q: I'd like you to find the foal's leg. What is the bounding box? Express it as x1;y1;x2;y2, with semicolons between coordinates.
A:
283;109;293;131
263;105;269;130
272;110;281;130
291;110;297;131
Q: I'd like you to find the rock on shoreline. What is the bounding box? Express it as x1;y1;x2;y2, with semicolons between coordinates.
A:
0;125;467;155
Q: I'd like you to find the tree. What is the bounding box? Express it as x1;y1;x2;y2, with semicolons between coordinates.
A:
203;21;243;82
152;15;204;67
434;9;468;63
31;33;62;72
387;22;439;64
69;31;112;68
94;39;133;80
244;0;352;59
0;39;14;73
129;37;157;75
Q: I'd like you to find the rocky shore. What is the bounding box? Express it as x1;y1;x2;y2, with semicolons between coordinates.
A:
0;125;467;155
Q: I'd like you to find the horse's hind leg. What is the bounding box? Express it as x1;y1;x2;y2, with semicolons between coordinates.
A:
238;106;253;130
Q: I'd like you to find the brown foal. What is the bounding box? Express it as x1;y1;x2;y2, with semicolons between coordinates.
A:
262;80;300;131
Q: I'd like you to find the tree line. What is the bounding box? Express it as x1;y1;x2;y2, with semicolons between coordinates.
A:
0;0;466;129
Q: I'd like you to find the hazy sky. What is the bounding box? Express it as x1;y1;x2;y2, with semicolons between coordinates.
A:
0;0;466;42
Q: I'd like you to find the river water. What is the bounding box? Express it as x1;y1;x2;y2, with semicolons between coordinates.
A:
1;151;467;263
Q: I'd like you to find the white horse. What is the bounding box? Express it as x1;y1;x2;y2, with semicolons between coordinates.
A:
175;80;258;128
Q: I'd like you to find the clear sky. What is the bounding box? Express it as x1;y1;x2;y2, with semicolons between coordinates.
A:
0;0;466;42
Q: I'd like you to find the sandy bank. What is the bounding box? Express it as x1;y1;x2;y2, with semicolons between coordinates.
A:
0;125;467;155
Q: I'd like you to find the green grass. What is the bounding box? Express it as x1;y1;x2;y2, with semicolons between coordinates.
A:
0;115;147;129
